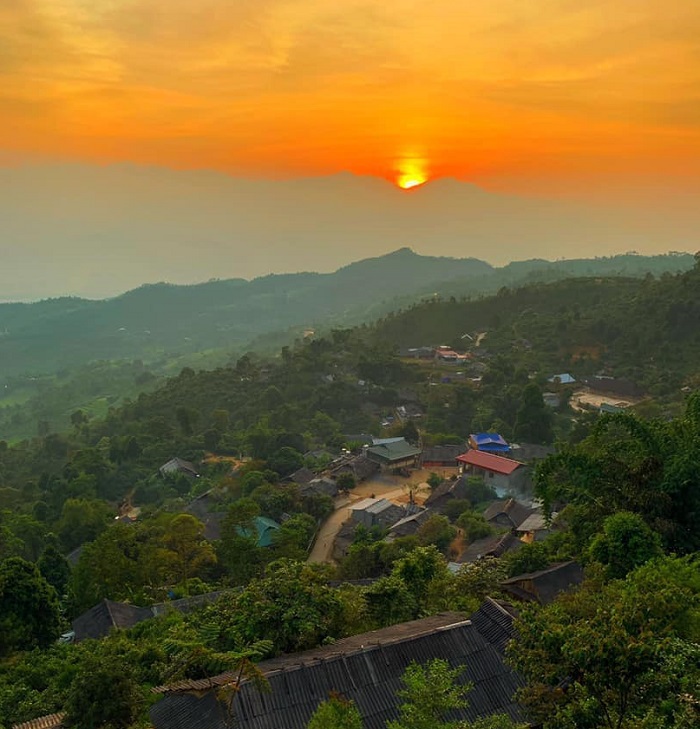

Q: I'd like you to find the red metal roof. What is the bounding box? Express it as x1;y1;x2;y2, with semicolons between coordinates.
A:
456;449;523;475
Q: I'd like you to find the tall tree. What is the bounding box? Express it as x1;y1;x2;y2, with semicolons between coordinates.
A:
0;557;61;656
387;659;468;729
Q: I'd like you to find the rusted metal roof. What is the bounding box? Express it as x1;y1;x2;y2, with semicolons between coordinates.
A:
12;713;66;729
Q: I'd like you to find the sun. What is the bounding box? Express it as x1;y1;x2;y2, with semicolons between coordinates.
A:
395;158;428;190
397;175;427;190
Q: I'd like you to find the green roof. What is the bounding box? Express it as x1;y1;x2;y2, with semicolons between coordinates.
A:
236;516;280;548
366;439;421;464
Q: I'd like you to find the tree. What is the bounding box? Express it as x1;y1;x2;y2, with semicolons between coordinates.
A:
416;515;457;554
64;656;144;729
37;538;71;595
161;514;217;586
387;659;468;729
514;383;553;444
307;694;364;729
509;556;700;729
219;499;263;584
57;498;112;552
0;557;61;656
456;511;493;544
427;472;443;490
588;511;664;579
364;575;418;627
337;472;356;492
268;447;304;477
535;399;700;554
227;560;345;654
273;513;316;560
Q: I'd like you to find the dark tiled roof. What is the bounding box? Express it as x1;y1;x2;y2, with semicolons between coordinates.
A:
501;561;584;605
458;532;523;564
470;598;519;656
12;714;66;729
150;612;525;729
160;457;199;477
73;592;228;641
421;444;466;464
331;454;380;481
287;467;315;485
483;499;534;529
424;476;468;507
72;599;153;642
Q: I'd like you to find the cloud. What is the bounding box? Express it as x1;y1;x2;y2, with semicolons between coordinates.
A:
0;0;699;191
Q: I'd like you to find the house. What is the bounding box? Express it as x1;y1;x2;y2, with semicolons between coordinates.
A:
365;438;421;470
350;497;405;528
435;346;468;363
508;443;556;463
457;451;527;493
516;512;552;543
469;433;510;453
330;453;380;482
580;375;643;399
501;561;584;604
386;508;432;539
399;346;435;359
395;403;424;422
421;444;466;468
286;467;316;485
424;475;470;512
238;516;281;548
483;498;535;530
149;612;526;729
72;599;153;642
72;592;226;642
159;457;200;478
457;532;523;564
300;477;338;499
186;490;226;541
542;392;560;408
548;373;576;385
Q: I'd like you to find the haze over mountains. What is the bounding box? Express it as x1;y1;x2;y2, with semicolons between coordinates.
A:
0;247;694;379
2;163;698;301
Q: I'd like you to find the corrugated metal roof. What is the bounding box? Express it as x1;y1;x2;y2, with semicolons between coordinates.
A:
150;613;526;729
457;450;523;475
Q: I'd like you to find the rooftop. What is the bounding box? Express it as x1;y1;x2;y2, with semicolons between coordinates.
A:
150;612;525;729
12;714;65;729
457;450;524;475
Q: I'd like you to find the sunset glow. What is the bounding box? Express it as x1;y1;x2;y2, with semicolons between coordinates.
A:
0;1;698;197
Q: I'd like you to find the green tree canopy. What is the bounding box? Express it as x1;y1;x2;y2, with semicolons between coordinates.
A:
0;557;61;656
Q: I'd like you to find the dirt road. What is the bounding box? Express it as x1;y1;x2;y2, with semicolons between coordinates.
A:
307;468;457;564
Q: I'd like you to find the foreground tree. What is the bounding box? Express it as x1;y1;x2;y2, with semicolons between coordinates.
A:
387;659;468;729
64;656;144;729
509;557;700;729
0;557;61;656
307;694;364;729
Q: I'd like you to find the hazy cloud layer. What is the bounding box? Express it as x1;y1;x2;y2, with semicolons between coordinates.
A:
1;164;698;301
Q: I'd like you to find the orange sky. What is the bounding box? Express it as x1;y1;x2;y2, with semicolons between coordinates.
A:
2;0;700;197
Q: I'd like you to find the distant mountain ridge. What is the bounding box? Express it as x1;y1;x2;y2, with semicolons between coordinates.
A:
2;163;699;301
0;248;694;378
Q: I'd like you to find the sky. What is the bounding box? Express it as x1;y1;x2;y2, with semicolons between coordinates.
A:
1;1;699;300
2;0;699;197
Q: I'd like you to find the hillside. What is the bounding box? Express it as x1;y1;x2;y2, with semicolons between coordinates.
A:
371;262;700;395
0;250;693;379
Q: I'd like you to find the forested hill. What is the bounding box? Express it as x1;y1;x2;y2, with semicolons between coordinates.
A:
371;262;700;394
0;249;693;377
